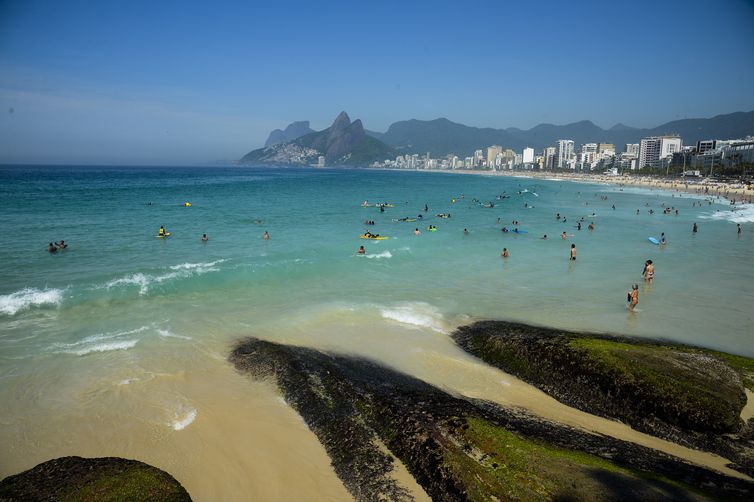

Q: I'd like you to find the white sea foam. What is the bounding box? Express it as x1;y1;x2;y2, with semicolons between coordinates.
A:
380;302;447;334
169;259;226;271
157;329;192;340
54;326;148;355
172;408;197;430
700;205;754;224
69;339;139;356
0;288;63;316
365;250;392;259
104;260;224;295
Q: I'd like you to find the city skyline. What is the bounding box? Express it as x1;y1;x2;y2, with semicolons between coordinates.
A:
1;0;754;164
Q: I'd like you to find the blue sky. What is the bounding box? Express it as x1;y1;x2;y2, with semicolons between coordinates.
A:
1;0;753;164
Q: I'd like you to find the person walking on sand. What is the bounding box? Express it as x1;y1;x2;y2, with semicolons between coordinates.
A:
628;284;639;311
570;244;576;260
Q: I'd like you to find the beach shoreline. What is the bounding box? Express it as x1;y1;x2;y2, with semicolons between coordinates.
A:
377;167;754;204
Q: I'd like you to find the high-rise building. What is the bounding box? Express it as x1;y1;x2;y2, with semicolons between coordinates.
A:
638;137;661;168
556;140;574;169
487;146;502;166
624;143;639;157
473;149;484;167
544;147;557;170
639;136;682;168
598;143;615;154
522;147;534;164
696;140;716;154
317;156;325;167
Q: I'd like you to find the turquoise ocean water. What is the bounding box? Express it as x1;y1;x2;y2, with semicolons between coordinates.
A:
1;165;753;498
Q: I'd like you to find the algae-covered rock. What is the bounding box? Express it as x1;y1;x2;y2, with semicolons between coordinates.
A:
452;321;749;434
230;337;753;501
0;456;191;502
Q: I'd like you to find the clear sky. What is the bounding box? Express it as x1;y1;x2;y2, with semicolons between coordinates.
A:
1;0;753;165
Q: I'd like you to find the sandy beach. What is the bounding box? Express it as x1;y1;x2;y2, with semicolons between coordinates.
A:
411;168;754;204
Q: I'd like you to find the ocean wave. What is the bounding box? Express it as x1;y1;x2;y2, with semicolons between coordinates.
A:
157;329;192;340
104;260;224;295
54;326;148;355
168;259;226;271
700;205;754;224
380;302;447;333
67;339;139;356
365;250;392;259
0;288;64;316
172;408;197;430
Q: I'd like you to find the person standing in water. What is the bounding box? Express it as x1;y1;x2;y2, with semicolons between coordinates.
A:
628;284;639;311
263;230;270;240
643;260;654;282
738;224;742;235
501;248;509;258
692;222;698;233
414;228;421;235
570;244;576;260
201;234;208;242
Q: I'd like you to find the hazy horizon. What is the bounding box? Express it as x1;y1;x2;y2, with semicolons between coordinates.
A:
1;0;753;165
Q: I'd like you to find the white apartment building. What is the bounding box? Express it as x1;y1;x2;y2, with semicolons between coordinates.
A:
557;140;574;169
522;147;534;164
639;136;682;168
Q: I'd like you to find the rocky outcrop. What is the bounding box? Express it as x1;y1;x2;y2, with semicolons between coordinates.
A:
230;337;753;501
240;111;395;166
0;456;191;501
264;120;314;147
452;320;754;476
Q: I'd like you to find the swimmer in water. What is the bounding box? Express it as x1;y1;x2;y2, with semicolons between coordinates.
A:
542;234;548;240
48;242;58;253
561;232;567;240
570;244;576;260
201;234;208;242
501;248;509;258
587;222;594;231
263;230;270;240
414;228;421;235
692;222;698;233
643;259;654;282
357;245;365;255
628;284;639;311
463;228;469;235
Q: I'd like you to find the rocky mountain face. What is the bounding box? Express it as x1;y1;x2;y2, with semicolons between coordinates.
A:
264;121;314;147
240;112;396;166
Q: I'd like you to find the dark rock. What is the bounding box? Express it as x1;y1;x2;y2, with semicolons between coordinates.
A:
230;337;753;501
451;320;754;477
0;456;191;501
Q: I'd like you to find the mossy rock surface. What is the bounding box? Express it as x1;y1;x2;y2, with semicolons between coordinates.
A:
0;456;191;502
230;337;754;501
452;321;749;434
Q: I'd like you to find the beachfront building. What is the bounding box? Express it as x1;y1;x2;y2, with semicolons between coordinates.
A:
557;140;574;169
544;146;557;170
473;149;484;167
523;147;534;164
625;143;639;157
487;146;502;167
639;136;682;168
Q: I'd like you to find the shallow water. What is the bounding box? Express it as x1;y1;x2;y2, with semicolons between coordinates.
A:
1;166;753;498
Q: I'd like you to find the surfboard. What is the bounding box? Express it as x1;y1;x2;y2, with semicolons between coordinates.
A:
648;237;660;245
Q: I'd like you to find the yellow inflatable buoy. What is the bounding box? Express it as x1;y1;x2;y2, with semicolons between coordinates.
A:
183;202;191;207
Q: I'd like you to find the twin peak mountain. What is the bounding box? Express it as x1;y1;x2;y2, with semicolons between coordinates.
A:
240;110;754;167
240;112;395;166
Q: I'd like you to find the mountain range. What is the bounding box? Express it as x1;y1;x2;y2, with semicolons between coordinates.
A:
241;110;754;166
264;121;314;147
241;112;396;166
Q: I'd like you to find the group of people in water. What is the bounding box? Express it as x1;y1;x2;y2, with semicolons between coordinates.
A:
47;240;67;253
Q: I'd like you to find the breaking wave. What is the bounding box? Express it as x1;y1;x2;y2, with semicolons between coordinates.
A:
0;288;64;316
379;302;447;334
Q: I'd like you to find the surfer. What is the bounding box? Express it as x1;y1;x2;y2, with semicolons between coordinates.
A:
159;225;166;236
570;244;576;260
